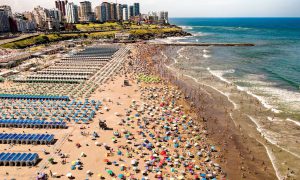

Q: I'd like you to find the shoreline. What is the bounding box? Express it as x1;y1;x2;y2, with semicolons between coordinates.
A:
135;44;279;179
0;41;298;179
148;43;300;179
147;43;255;47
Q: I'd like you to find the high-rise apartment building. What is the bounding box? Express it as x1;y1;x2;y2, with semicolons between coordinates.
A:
23;11;36;22
129;5;134;18
133;3;140;16
32;6;49;29
101;2;111;22
122;4;128;21
110;3;117;21
49;8;62;22
94;5;102;22
14;13;36;32
159;11;169;24
116;4;123;21
0;5;12;17
55;0;68;16
0;8;10;32
79;1;92;22
66;2;79;23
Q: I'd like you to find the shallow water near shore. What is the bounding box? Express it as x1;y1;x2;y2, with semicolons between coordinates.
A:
168;18;300;119
158;45;300;179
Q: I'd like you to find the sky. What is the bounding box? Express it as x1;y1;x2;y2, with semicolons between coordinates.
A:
1;0;300;17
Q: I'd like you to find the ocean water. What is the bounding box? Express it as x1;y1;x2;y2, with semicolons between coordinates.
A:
158;18;300;178
169;18;300;118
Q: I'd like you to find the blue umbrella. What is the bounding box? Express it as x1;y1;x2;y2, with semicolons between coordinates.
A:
118;174;124;179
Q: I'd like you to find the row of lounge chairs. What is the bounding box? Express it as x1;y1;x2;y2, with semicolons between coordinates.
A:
0;133;54;144
14;79;83;84
0;119;67;129
0;94;70;101
0;153;39;166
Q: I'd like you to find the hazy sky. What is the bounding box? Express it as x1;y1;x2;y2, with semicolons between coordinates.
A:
1;0;300;17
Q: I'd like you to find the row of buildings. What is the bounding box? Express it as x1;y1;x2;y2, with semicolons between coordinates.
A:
0;5;36;33
65;1;142;23
0;1;169;33
0;5;63;33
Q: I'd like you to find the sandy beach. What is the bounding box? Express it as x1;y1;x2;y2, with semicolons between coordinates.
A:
0;44;225;180
0;43;290;180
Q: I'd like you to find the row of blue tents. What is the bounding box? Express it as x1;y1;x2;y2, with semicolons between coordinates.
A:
0;153;39;166
0;119;66;129
0;94;70;101
0;133;54;144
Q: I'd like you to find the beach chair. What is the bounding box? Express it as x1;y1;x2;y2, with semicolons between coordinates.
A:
46;134;54;144
3;153;15;166
0;133;5;142
27;134;37;144
6;134;17;144
21;153;32;166
15;153;27;166
12;134;22;144
10;153;21;166
37;134;46;144
26;153;38;166
0;152;6;165
0;153;11;165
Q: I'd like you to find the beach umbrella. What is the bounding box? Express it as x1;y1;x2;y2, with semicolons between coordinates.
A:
118;174;124;179
214;163;220;168
200;173;206;178
131;159;137;165
178;175;185;180
106;169;114;176
103;159;110;163
86;170;92;176
66;172;72;178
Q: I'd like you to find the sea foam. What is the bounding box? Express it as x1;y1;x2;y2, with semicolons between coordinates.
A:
207;67;234;84
180;26;193;30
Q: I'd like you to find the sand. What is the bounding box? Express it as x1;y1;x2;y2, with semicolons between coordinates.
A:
0;43;280;180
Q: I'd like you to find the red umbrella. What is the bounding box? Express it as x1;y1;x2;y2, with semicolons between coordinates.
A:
103;159;110;163
160;150;166;156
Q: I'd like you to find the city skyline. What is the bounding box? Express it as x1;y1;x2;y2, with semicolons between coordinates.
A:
0;1;169;33
1;0;300;17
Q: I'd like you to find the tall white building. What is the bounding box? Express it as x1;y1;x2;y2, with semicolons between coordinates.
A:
66;2;79;23
122;4;128;21
32;6;49;29
148;12;159;23
159;11;169;24
116;4;123;21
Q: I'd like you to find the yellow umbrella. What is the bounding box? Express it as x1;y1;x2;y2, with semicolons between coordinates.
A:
178;175;185;180
98;173;103;179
